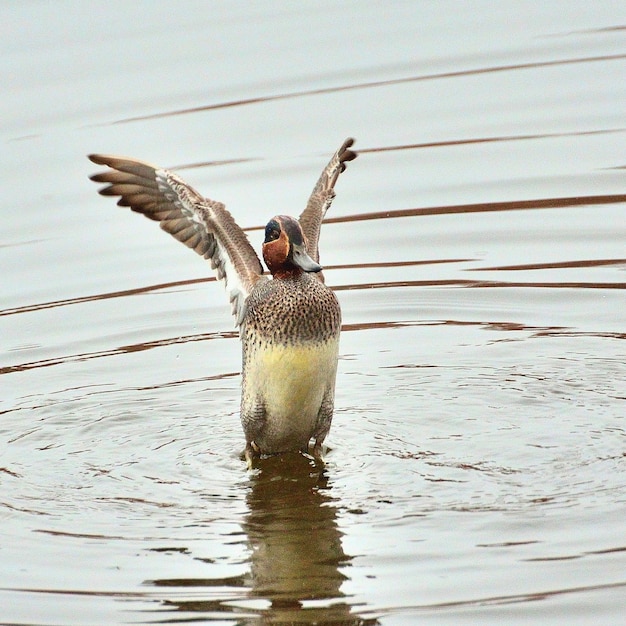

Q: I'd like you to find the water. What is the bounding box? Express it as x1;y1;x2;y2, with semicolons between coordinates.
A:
1;2;625;624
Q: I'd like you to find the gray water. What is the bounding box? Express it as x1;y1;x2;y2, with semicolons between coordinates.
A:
1;2;625;624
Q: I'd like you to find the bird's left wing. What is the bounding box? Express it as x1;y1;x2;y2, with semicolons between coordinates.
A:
88;154;265;325
298;138;357;273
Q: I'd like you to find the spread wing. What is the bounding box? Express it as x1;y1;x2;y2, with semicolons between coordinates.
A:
298;137;357;275
88;154;266;326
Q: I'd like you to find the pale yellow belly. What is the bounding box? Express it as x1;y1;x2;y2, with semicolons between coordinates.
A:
244;339;339;451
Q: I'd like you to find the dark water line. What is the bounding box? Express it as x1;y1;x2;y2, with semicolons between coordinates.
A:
2;324;419;376
6;265;624;326
110;53;626;124
0;277;213;318
3;319;624;378
158;128;626;172
0;373;240;416
549;24;626;36
357;127;626;154
473;258;626;271
0;331;238;376
244;194;626;232
334;279;626;290
2;264;623;321
9;577;621;615
157;128;625;172
0;586;154;599
174;156;262;171
374;580;626;614
330;259;473;270
321;194;626;225
0;261;466;318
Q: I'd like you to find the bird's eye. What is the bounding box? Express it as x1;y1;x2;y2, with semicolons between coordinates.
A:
264;220;281;243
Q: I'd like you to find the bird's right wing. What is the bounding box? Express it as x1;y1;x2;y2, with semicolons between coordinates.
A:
88;154;266;326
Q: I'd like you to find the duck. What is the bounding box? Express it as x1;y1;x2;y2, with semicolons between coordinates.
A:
88;138;357;466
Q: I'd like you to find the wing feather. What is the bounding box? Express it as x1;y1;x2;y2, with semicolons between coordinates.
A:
88;154;265;325
298;138;357;276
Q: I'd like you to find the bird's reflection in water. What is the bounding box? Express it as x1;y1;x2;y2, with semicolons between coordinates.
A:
243;452;377;624
148;452;377;625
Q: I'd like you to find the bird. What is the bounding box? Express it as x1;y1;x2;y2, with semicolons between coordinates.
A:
88;138;357;467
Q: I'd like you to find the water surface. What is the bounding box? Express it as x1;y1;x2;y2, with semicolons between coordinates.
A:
1;2;625;624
